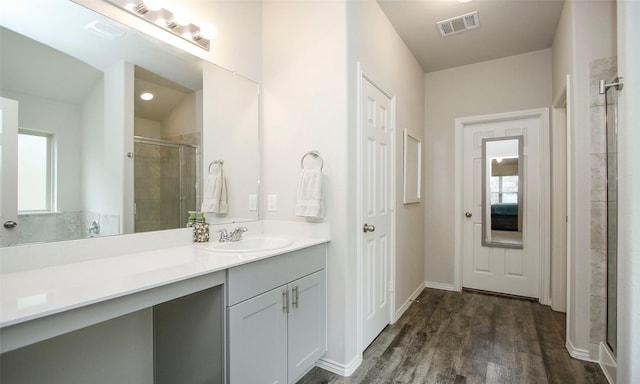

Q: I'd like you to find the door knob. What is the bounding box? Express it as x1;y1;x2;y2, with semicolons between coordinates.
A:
464;212;472;218
363;224;376;233
4;221;18;229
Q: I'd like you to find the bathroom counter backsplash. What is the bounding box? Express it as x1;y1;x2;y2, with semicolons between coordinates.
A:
0;220;330;328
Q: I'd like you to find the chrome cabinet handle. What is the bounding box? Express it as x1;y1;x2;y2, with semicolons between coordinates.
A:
4;221;17;229
282;289;289;313
363;224;376;233
465;212;472;218
292;286;299;309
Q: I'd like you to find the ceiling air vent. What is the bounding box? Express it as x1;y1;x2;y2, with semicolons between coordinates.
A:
436;11;480;37
84;20;125;40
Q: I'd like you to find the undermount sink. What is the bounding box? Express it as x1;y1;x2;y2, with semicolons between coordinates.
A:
205;237;292;253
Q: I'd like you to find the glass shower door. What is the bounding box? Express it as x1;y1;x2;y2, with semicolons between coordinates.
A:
134;138;197;233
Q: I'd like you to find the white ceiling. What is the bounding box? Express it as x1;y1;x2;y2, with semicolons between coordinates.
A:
377;0;565;73
0;27;103;104
135;67;193;122
0;0;200;121
0;0;202;91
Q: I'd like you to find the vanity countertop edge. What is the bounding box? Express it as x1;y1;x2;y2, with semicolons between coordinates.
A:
0;233;329;353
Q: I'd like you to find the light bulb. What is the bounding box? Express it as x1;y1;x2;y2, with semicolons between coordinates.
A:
172;7;191;26
140;92;155;101
199;23;217;40
124;1;137;12
143;0;164;11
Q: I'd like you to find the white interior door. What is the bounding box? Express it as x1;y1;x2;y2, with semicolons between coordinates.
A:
1;97;19;246
462;116;541;298
361;76;393;348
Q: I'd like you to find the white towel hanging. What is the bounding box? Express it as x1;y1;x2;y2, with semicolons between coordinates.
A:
202;161;228;214
295;151;324;218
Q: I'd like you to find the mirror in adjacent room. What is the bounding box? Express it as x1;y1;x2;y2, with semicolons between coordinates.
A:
0;0;260;246
482;136;524;248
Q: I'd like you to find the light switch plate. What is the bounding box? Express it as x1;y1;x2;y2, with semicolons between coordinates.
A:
248;195;258;211
267;194;277;211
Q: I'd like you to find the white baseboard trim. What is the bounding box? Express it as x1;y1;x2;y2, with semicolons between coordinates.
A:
316;354;362;377
566;338;597;362
394;282;425;321
424;281;459;292
599;342;617;384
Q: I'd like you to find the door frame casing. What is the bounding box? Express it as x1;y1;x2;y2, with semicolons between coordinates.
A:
454;108;551;304
551;78;569;313
0;97;20;246
355;62;397;357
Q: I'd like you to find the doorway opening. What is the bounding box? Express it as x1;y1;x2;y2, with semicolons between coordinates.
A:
454;108;551;302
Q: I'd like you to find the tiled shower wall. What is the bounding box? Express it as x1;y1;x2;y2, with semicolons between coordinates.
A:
17;212;120;244
589;56;617;344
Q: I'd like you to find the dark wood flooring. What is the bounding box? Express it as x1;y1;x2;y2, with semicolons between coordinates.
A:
297;288;608;384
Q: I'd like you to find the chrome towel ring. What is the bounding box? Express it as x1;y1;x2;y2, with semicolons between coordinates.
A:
208;160;224;174
300;151;323;170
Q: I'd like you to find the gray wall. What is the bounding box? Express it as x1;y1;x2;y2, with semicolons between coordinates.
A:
424;49;552;286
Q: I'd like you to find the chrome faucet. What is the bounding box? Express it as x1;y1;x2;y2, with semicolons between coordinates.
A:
88;220;100;237
218;227;248;242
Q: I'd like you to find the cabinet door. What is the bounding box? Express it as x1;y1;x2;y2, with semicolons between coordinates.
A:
287;270;327;383
228;285;288;384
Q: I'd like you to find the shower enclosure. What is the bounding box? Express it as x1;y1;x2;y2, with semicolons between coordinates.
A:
601;76;623;356
134;136;198;233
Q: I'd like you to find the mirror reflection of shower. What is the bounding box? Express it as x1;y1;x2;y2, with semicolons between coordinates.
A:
134;138;197;232
133;66;200;233
601;76;623;357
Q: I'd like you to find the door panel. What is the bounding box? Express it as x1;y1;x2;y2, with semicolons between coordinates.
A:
228;286;288;384
361;77;392;349
287;270;326;383
463;117;540;298
1;97;19;246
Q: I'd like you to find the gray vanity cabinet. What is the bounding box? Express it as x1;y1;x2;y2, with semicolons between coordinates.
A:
227;244;327;384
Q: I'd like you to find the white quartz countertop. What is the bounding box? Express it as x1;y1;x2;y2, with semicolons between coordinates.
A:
0;235;329;329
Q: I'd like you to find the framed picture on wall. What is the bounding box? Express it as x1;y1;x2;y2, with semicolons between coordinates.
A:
403;128;422;204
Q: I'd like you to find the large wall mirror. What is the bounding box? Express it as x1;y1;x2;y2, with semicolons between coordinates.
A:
0;0;260;246
481;136;524;249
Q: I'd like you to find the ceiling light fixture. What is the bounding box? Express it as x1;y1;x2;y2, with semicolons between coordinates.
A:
104;0;212;51
140;92;155;101
457;0;473;3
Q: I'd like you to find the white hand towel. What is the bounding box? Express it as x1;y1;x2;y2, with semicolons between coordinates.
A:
295;168;324;218
201;173;228;214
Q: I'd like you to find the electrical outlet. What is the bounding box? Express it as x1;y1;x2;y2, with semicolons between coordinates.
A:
267;194;277;211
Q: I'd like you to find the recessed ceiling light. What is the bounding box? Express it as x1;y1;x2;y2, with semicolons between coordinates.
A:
457;0;473;3
140;92;155;101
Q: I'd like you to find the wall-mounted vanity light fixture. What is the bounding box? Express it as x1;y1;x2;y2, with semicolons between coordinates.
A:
104;0;215;51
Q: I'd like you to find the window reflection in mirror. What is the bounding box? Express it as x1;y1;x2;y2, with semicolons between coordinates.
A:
482;136;524;248
18;131;53;212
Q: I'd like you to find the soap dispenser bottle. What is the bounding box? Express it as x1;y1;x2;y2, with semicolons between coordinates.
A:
192;212;209;242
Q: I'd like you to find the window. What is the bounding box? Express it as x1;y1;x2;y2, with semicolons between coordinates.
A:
18;130;54;211
490;175;518;204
